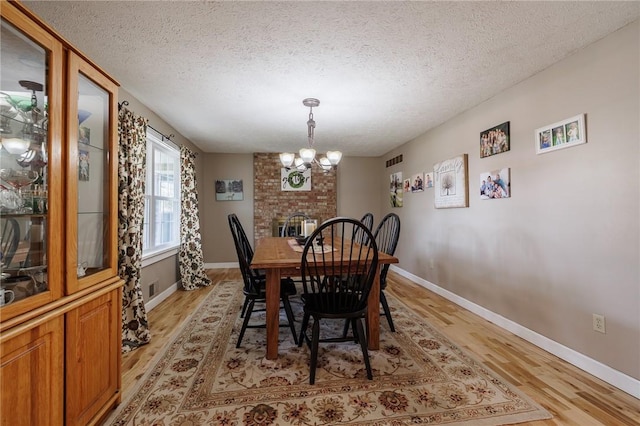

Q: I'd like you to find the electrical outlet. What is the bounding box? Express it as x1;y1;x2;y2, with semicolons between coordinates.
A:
592;314;606;333
429;258;435;269
149;281;158;297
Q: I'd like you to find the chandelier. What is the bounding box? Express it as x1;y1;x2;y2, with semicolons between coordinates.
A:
279;98;342;172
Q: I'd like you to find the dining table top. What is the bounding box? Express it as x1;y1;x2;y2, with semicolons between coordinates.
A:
251;236;399;270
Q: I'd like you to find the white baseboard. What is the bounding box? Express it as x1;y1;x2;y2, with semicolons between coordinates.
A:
145;280;180;312
145;263;238;311
390;265;640;399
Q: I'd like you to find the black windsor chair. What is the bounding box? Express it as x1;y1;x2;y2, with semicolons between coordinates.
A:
280;211;311;238
228;214;298;347
297;217;379;384
354;212;374;245
360;212;374;231
373;212;401;332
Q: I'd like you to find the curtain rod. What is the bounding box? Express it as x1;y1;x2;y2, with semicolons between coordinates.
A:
119;100;195;154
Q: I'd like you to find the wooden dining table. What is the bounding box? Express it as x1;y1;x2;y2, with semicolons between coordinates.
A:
251;236;399;360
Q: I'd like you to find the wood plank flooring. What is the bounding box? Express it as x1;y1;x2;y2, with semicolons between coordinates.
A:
118;269;640;425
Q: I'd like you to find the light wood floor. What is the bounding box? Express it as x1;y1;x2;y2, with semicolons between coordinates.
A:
120;269;639;425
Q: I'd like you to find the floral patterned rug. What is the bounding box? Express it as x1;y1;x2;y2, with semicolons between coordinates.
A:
105;281;551;425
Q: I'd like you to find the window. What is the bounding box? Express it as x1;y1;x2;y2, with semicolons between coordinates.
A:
143;129;181;257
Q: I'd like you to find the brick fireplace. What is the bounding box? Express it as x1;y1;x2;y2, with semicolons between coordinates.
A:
253;153;337;240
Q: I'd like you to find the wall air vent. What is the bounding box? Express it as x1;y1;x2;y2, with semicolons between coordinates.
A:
386;154;403;168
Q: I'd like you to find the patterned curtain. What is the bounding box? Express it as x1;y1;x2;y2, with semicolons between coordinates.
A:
117;106;151;353
179;146;212;290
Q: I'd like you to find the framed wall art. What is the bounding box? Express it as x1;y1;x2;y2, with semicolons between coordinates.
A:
389;171;403;207
425;172;434;188
215;179;244;200
480;121;510;158
433;154;469;208
281;168;311;191
411;172;424;192
535;114;586;154
480;167;510;200
403;178;411;193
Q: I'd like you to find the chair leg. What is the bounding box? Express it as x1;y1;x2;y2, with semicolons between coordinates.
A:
354;318;373;380
298;312;310;347
236;299;255;348
380;290;395;332
240;297;249;318
309;318;320;385
282;296;298;345
342;319;350;339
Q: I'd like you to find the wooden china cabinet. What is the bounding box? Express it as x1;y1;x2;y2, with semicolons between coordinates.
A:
0;2;123;425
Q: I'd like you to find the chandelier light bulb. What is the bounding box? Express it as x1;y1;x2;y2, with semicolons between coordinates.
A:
294;157;307;171
319;157;332;171
279;152;295;168
326;150;342;166
299;147;316;164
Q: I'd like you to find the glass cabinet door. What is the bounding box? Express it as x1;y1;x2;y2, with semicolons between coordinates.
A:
67;53;118;293
0;9;63;318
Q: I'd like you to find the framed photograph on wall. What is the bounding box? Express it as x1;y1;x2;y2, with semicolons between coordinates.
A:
535;114;586;154
389;171;403;207
433;154;469;208
411;173;424;192
480;121;510;158
425;172;434;188
215;179;244;200
480;167;510;199
403;178;411;194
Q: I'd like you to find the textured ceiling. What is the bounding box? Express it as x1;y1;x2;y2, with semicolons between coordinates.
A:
23;1;640;156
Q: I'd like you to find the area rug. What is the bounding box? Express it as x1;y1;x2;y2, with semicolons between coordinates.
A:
105;281;551;426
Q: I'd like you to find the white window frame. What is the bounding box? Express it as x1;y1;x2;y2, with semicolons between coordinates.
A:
142;129;181;263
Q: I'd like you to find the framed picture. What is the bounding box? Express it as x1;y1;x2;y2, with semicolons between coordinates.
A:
480;167;510;200
425;172;434;188
215;179;244;200
281;168;311;191
536;114;586;154
403;178;411;193
433;154;469;208
480;121;510;158
411;173;424;192
389;172;403;207
79;150;89;181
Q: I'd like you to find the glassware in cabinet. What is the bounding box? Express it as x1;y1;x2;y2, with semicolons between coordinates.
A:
0;8;63;319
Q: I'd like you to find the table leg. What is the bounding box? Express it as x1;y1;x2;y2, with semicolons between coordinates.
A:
265;268;281;360
367;264;381;350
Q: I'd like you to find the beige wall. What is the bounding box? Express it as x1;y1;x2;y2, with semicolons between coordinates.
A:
380;22;639;380
336;156;382;223
200;153;255;263
118;88;205;300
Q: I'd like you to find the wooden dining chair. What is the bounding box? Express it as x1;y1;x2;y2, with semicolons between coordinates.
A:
228;214;298;347
297;217;378;384
373;212;401;332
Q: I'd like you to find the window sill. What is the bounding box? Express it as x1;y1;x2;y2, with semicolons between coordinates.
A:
142;247;179;268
